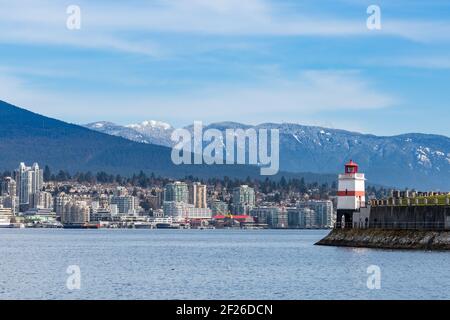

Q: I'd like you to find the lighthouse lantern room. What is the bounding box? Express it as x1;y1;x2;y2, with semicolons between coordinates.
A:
336;160;366;228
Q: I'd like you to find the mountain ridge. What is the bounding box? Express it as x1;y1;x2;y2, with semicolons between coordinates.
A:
0;100;334;184
86;120;450;145
84;119;450;190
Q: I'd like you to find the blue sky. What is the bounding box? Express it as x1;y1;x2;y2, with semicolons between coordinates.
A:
0;0;449;136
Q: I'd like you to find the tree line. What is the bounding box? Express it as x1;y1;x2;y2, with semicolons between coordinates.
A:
1;165;391;198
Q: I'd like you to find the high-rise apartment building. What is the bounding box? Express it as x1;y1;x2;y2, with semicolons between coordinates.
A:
162;201;187;221
250;206;288;228
189;182;207;208
210;200;229;216
287;200;334;228
61;201;90;225
1;177;16;197
55;192;70;217
110;195;136;215
32;191;53;210
232;185;255;214
0;177;18;215
164;182;189;203
297;200;334;228
148;188;164;210
14;162;43;210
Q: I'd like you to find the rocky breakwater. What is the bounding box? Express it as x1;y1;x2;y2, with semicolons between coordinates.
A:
316;228;450;250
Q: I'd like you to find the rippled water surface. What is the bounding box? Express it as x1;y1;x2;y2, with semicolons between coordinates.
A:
1;229;449;299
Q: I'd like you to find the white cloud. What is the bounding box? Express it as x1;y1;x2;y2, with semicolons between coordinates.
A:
0;0;162;56
147;70;396;124
366;56;450;69
382;20;450;43
0;0;449;57
0;69;396;126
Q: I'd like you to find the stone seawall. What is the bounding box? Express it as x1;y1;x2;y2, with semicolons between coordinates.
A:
316;228;450;250
369;205;450;230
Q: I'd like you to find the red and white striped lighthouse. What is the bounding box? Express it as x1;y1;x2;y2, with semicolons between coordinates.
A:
336;160;366;228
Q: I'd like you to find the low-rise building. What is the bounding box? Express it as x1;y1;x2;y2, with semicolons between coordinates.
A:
250;206;287;228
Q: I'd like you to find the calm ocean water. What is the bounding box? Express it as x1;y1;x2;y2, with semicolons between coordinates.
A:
0;229;449;300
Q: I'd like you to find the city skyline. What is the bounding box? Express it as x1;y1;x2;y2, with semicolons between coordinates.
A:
0;0;449;136
0;160;339;230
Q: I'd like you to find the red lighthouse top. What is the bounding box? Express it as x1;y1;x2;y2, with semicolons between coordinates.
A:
344;160;358;174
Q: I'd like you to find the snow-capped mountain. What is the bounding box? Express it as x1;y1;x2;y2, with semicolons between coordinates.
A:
125;120;174;147
85;120;173;146
84;120;450;189
127;120;172;131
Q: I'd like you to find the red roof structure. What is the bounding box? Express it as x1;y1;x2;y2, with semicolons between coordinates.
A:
213;215;252;220
344;159;359;174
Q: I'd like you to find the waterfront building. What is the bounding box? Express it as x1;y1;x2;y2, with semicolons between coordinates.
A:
148;188;164;209
186;206;212;219
153;209;164;218
31;191;53;210
22;210;60;227
91;200;100;213
163;201;187;221
55;192;70;218
89;210;112;222
1;177;16;197
110;195;137;215
232;185;255;214
287;207;316;228
14;162;43;211
110;204;118;215
250;206;287;228
163;201;212;220
297;200;334;228
61;201;90;225
0;195;17;216
0;177;18;214
189;182;207;208
287;207;304;228
100;194;110;209
212;214;255;228
23;207;54;215
0;205;13;224
210;200;229;216
164;181;189;203
304;207;315;228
